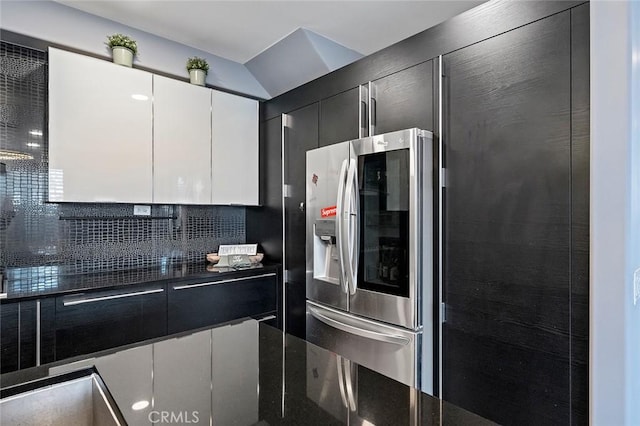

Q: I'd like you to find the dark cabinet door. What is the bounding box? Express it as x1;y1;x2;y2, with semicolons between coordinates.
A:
168;272;279;334
18;300;37;369
372;60;434;134
284;103;319;338
0;300;37;373
55;284;167;360
442;11;572;426
319;87;360;147
247;116;284;263
1;302;19;373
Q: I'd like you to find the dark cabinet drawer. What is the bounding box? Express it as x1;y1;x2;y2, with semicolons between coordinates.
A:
55;285;167;360
168;272;278;334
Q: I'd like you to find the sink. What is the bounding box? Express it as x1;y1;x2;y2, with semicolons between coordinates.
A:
1;369;126;426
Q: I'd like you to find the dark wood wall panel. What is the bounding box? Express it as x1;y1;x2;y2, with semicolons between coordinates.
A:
442;11;572;425
264;1;585;121
570;4;590;425
247;115;284;262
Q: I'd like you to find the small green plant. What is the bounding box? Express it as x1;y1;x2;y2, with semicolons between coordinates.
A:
186;56;209;74
106;34;138;55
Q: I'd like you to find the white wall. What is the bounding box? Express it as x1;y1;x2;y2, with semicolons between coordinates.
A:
628;2;640;424
0;0;270;99
591;1;640;424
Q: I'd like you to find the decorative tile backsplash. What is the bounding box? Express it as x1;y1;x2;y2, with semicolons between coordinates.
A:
0;41;245;275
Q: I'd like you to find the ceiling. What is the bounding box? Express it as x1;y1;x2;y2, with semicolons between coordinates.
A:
54;1;484;64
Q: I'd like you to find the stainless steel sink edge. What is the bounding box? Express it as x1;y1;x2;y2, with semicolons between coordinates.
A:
0;367;128;426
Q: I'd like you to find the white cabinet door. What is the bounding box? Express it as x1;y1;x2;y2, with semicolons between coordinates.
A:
48;48;153;203
211;90;259;205
153;75;212;204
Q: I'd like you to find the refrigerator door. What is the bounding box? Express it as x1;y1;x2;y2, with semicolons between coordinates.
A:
306;141;351;311
306;300;420;388
348;128;433;330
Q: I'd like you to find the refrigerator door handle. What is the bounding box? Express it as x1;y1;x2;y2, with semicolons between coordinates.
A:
350;159;360;295
308;305;410;346
336;159;349;293
343;359;356;411
343;158;359;295
336;355;349;408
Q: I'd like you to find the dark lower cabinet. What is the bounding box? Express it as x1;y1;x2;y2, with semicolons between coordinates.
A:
3;270;282;370
168;272;279;334
55;284;167;360
1;301;37;373
1;303;20;373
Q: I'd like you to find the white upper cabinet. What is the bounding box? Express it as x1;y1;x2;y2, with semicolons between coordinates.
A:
153;75;212;204
48;47;153;203
211;90;259;205
49;48;260;205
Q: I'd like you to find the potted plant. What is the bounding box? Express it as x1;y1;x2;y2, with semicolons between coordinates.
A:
106;34;138;67
186;56;209;86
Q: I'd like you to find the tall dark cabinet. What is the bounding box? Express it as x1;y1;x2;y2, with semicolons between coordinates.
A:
442;10;573;425
569;5;590;425
247;115;284;262
284;103;319;338
252;1;589;424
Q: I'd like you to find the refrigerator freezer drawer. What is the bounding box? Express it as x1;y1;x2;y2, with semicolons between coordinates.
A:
306;301;420;388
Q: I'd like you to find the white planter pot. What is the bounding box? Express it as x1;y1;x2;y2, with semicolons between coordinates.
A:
112;47;133;67
189;69;206;86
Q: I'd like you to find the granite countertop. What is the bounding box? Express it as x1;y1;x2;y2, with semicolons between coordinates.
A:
0;319;496;426
1;261;280;301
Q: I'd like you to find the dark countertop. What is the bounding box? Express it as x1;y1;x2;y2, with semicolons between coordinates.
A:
1;319;496;426
1;261;280;301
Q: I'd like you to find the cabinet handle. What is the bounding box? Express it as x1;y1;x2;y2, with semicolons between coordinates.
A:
36;300;41;367
359;84;369;138
257;315;276;322
172;272;277;291
368;81;377;136
63;288;164;306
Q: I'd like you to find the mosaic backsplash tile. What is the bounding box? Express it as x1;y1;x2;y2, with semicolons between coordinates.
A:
0;41;245;275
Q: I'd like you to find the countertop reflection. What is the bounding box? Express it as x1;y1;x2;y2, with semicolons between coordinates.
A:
1;319;496;426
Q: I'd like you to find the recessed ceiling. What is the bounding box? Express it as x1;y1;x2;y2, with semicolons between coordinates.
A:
53;1;485;64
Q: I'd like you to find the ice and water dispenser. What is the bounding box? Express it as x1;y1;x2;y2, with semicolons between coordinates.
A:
312;218;341;285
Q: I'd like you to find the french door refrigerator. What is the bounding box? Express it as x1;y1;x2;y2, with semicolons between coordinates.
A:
305;128;434;393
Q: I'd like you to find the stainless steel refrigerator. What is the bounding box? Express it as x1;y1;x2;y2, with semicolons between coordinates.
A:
305;128;434;393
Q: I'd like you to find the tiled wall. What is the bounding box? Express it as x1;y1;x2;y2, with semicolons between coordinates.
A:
0;41;245;275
